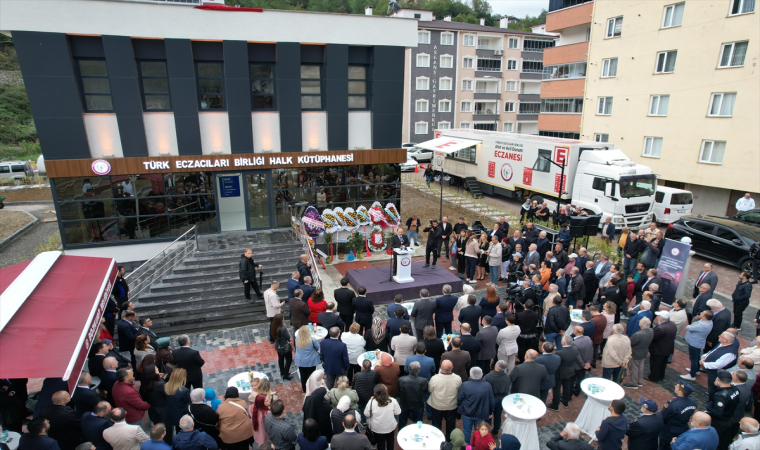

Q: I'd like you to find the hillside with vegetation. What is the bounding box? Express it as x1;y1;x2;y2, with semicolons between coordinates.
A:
0;34;39;162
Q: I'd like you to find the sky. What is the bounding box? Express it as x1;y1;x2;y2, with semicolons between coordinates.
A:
488;0;549;18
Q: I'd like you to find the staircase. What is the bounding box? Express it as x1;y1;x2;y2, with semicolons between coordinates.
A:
465;177;484;199
134;230;303;336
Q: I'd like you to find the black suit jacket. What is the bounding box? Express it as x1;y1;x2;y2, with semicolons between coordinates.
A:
556;346;579;380
317;312;345;331
391;234;410;249
330;430;373;450
333;287;357;317
136;327;159;343
89;354;107;378
173;347;205;387
626;412;664;450
649;321;677;356
117;319;138;353
640;276;662;296
352;296;374;326
44;405;82;450
411;298;436;330
440;222;453;240
458;305;483;336
71;386;101;417
99;370;117;403
81;413;113;450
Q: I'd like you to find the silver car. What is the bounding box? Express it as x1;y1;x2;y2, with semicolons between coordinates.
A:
0;161;34;181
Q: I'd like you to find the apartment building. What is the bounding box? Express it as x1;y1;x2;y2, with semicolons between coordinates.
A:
537;0;593;139
581;0;759;216
397;10;556;142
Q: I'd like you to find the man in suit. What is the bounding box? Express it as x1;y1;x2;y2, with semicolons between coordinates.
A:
45;391;83;450
441;337;472;381
299;276;314;302
286;271;300;301
352;286;374;334
71;372;100;417
411;289;436;340
89;341;110;378
567;267;586;309
548;335;580;411
99;357;118;405
536;231;550;260
439;216;453;259
509;349;549;399
18;418;61;450
536;342;562;403
173;335;205;389
385;307;411;342
693;263;719;298
670;412;719;450
594;254;611;281
288;289;310;332
449;324;481;371
435;285;458;337
576;247;589;275
648;311;677;382
476;316;499;375
626;398;664;450
387;294;410;320
330;414;372;450
524;244;540;273
522;222;539;247
458;295;483;336
692;283;713;318
81;402;113;450
391;227;411;276
136;317;159;343
333;277;356;331
638;268;662;303
102;407;149;450
601;216;616;243
706;299;732;350
571;327;593;396
317;302;345;331
117;311;138;355
508;230;525;254
320;327;350;389
554;243;569;271
296;254;312;285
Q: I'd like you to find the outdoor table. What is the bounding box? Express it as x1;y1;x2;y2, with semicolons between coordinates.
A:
357;350;394;369
0;431;21;450
397;423;445;449
574;377;625;441
227;371;268;395
566;308;583;334
501;393;546;449
294;325;328;342
441;333;460;350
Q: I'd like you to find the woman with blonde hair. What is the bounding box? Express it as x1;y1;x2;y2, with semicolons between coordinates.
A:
133;334;156;368
464;235;482;284
328;376;359;410
294;325;321;393
476;233;489;281
341;322;366;384
216;387;253;450
164;368;191;441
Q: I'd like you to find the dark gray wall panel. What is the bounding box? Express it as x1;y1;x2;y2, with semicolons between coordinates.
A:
325;44;348;150
248;44;276;62
300;45;324;63
191;41;223;61
224;40;254;154
276;43;302;152
371;46;404;150
165;39;202;156
348;46;371;64
69;36;105;58
12;31;90;160
133;39;166;60
102;35;148;157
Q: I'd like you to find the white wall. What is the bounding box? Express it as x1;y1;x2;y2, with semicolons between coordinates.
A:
199;112;231;155
143;113;179;156
65;240;177;263
517;122;538;135
301;112;328;151
557;24;589;46
84;114;124;158
690;184;731;216
348;111;372;149
252;112;281;153
520;81;541;94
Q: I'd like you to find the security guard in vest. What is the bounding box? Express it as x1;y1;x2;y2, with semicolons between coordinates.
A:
707;370;740;450
658;381;698;450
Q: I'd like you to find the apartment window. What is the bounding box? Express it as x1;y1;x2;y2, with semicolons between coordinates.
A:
418;31;430;44
594;133;609;142
440;77;452;90
301;65;322;110
460;122;472;129
539;130;580;139
474;123;497;131
439;100;451;112
662;3;685;28
601;58;618;78
461;101;472;112
441;33;454;45
478;38;491;49
505;80;517;91
440;55;453;68
505;101;515;112
250;63;274;110
606;17;623;38
522;60;543;73
463;35;475;46
462;80;473;90
138;61;171;111
453;146;477;162
729;0;755;15
597;97;613;115
508;37;520;49
648;95;669;116
477;58;502;72
503;122;514;132
416;77;429;90
463;57;474;69
196;62;224;110
708;92;737;117
533;149;552;172
76;59;113;112
417;54;430;68
415;122;428;134
699;140;726;164
542;62;587;80
540;98;583;113
348;65;368;109
523;39;555;52
415;99;429;112
655;51;677;73
438;121;451;130
506;59;518;71
643;137;663;157
718;41;749;68
519;102;541;114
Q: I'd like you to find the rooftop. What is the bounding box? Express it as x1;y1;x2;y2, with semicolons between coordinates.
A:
419;20;557;37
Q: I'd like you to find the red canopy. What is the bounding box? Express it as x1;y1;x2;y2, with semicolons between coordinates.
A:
0;253;117;392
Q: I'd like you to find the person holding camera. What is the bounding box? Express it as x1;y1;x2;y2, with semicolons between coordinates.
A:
423;219;443;268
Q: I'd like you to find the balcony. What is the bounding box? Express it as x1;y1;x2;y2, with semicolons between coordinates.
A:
539;78;585;98
543;41;589;66
474;90;501;100
548;0;592;13
518;93;540;101
538;114;581;133
546;1;593;32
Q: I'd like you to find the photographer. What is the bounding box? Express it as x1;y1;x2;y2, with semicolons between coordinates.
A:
422;219;443;268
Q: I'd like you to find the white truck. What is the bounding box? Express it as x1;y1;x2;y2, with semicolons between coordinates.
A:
419;129;657;230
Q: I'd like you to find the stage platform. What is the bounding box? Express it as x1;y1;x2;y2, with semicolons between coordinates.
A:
345;261;464;304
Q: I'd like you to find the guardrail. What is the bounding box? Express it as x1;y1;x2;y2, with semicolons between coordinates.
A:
288;206;322;290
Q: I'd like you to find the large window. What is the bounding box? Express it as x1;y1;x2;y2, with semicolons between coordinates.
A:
505;80;517;91
461;101;472;112
619;175;656;198
418;31;430;44
463;35;475;46
601;58;618;78
415;99;429;112
417;54;430;67
542;62;587;80
452;146;476;162
505;101;515;112
523;39;555;52
662;3;685;28
415;122;428;134
519;102;541;114
440;77;452;90
699;140;726;164
606;17;623;38
522;60;544;73
196;62;224;110
474;123;497;131
477;58;502;72
642;137;663;157
437;121;451;130
540;98;583;113
718;41;749;68
708;92;736;117
729;0;755;15
416;77;429;90
440;33;454;45
441;55;453;68
250;64;275;110
655;51;677;73
301;65;322;110
508;37;519;49
348;65;368;109
439;100;451;112
597;97;613;115
648;95;669;116
463;57;474;69
138;61;171;111
506;59;518;71
77;59;113;112
462;80;473;91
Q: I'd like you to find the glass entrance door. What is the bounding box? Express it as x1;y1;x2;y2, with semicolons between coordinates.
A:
246;172;272;229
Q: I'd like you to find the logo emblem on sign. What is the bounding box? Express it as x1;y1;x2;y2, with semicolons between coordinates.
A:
501;163;513;182
436;156;443;167
671;248;680;256
401;257;411;266
91;159;111;175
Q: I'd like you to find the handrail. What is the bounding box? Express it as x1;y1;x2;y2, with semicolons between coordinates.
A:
127;225;198;277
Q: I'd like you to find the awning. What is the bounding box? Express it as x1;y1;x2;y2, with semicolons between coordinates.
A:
416;136;482;154
0;252;117;392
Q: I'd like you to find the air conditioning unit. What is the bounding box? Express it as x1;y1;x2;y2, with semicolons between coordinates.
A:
494;50;503;56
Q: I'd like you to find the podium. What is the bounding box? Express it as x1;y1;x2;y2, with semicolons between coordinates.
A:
392;248;415;284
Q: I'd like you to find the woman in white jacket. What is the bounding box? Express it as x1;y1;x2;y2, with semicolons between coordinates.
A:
496;314;521;372
486;235;503;287
363;384;401;450
341;322;366;384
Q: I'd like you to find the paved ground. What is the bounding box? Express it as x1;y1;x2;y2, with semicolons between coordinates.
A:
0;202;58;268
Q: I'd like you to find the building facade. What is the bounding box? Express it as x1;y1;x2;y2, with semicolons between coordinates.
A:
580;0;759;216
0;0;415;253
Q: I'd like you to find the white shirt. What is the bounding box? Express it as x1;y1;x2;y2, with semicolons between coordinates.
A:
702;344;737;369
122;181;134;196
736;197;756;212
264;289;282;317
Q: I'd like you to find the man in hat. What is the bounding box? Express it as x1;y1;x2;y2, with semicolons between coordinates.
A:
707;370;740;450
626;397;664;450
658;381;698;450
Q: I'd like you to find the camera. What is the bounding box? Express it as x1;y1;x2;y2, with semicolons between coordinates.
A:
429;219;434;225
505;284;524;303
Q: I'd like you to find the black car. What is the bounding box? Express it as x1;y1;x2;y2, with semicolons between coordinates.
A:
729;208;760;227
665;214;760;272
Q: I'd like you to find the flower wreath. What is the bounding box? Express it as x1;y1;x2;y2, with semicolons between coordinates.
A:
301;206;325;238
383;203;400;227
355;206;372;226
367;225;387;252
369;201;387;227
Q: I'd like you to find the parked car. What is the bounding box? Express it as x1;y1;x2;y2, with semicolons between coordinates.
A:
400;158;418;172
407;147;433;162
729;208;760;227
0;161;34;181
653;186;693;224
665;214;760;272
402;142;417;148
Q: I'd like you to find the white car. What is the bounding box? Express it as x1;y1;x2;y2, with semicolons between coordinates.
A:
653;186;693;224
406;147;433;162
399;158;418;172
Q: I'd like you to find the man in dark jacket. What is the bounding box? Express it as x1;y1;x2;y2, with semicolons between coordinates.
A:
449;324;481;369
422;220;443;268
626;398;664;450
239;248;263;300
571;327;593;396
117;312;139;354
299;277;314;305
623;234;646;277
567;268;585;308
554;243;569;270
296;254;312;285
536;343;561;403
509;349;549;399
44;391;83;450
397;361;429;426
484;360;511;438
435;285;459;337
458;296;483;336
288;289;310;332
172;415;218;450
71;373;101;417
648;312;677;382
707;370;740;450
385;307;411;342
548;335;579;411
333;278;356;331
545;296;570;350
732;272;753;329
99;358;118;405
81;402;113;450
476;317;498;375
706;299;732;350
352;360;379;424
411;289;437;339
457;366;495;444
317;302;346;331
352;287;374;334
596;400;627;450
19;417;62;450
114;266;129;306
441;337;472;381
320;327;350;389
173;335;205;389
88;342;109;378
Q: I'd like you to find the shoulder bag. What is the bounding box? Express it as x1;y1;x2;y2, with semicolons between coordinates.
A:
275;328;292;355
365;399;377;445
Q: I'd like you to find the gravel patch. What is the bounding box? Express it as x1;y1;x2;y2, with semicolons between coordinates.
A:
0;203;59;268
0;210;35;241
